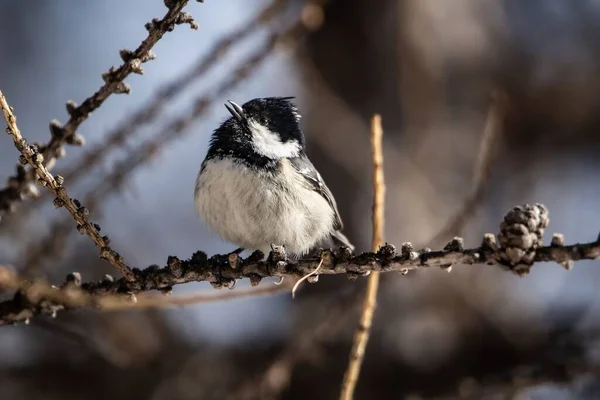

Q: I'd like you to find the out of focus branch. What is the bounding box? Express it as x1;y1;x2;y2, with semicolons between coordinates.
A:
79;4;323;207
428;90;506;247
30;0;288;207
0;202;598;325
0;0;200;221
340;114;385;400
0;266;291;324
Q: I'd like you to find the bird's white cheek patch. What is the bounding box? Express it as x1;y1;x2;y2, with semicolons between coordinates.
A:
248;120;300;159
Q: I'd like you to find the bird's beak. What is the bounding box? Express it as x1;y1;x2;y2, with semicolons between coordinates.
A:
224;100;245;121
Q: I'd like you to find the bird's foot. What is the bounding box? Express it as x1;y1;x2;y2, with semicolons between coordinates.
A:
268;244;288;286
227;248;245;269
268;244;287;262
231;247;244;255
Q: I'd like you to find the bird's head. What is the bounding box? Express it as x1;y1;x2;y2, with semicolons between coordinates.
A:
215;97;305;160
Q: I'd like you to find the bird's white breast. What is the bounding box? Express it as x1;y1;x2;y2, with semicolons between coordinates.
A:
194;157;335;255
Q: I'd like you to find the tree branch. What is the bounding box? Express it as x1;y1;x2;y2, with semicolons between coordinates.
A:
340;114;385;400
0;91;136;281
0;265;291;324
0;0;200;222
0;202;598;325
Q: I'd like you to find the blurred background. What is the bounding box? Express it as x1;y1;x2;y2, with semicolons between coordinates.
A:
1;0;600;398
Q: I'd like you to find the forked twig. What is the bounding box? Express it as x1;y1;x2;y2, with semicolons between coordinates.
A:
340;114;385;399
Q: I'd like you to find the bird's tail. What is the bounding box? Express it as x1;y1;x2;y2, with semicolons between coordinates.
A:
330;230;355;252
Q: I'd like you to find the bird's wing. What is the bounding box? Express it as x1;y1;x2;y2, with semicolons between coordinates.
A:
288;156;343;231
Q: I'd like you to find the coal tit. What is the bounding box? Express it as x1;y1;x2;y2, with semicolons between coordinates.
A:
194;97;354;257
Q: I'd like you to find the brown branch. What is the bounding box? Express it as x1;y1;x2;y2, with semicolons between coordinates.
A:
0;0;199;222
370;115;386;256
104;282;292;310
0;201;598;326
0;91;136;281
0;265;291;320
340;114;385;399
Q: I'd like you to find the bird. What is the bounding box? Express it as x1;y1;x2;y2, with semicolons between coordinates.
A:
194;96;354;258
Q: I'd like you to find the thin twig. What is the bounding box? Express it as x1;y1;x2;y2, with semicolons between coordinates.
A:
340;114;385;400
370;115;386;252
428;91;527;349
86;12;318;198
0;0;199;221
107;283;292;310
427;90;505;248
0;91;135;281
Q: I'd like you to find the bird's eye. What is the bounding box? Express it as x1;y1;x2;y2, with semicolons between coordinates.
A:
258;116;268;125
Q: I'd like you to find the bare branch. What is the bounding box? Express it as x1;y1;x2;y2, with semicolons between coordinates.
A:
0;265;291;323
0;202;596;326
340;114;385;400
0;0;199;221
102;282;292;310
